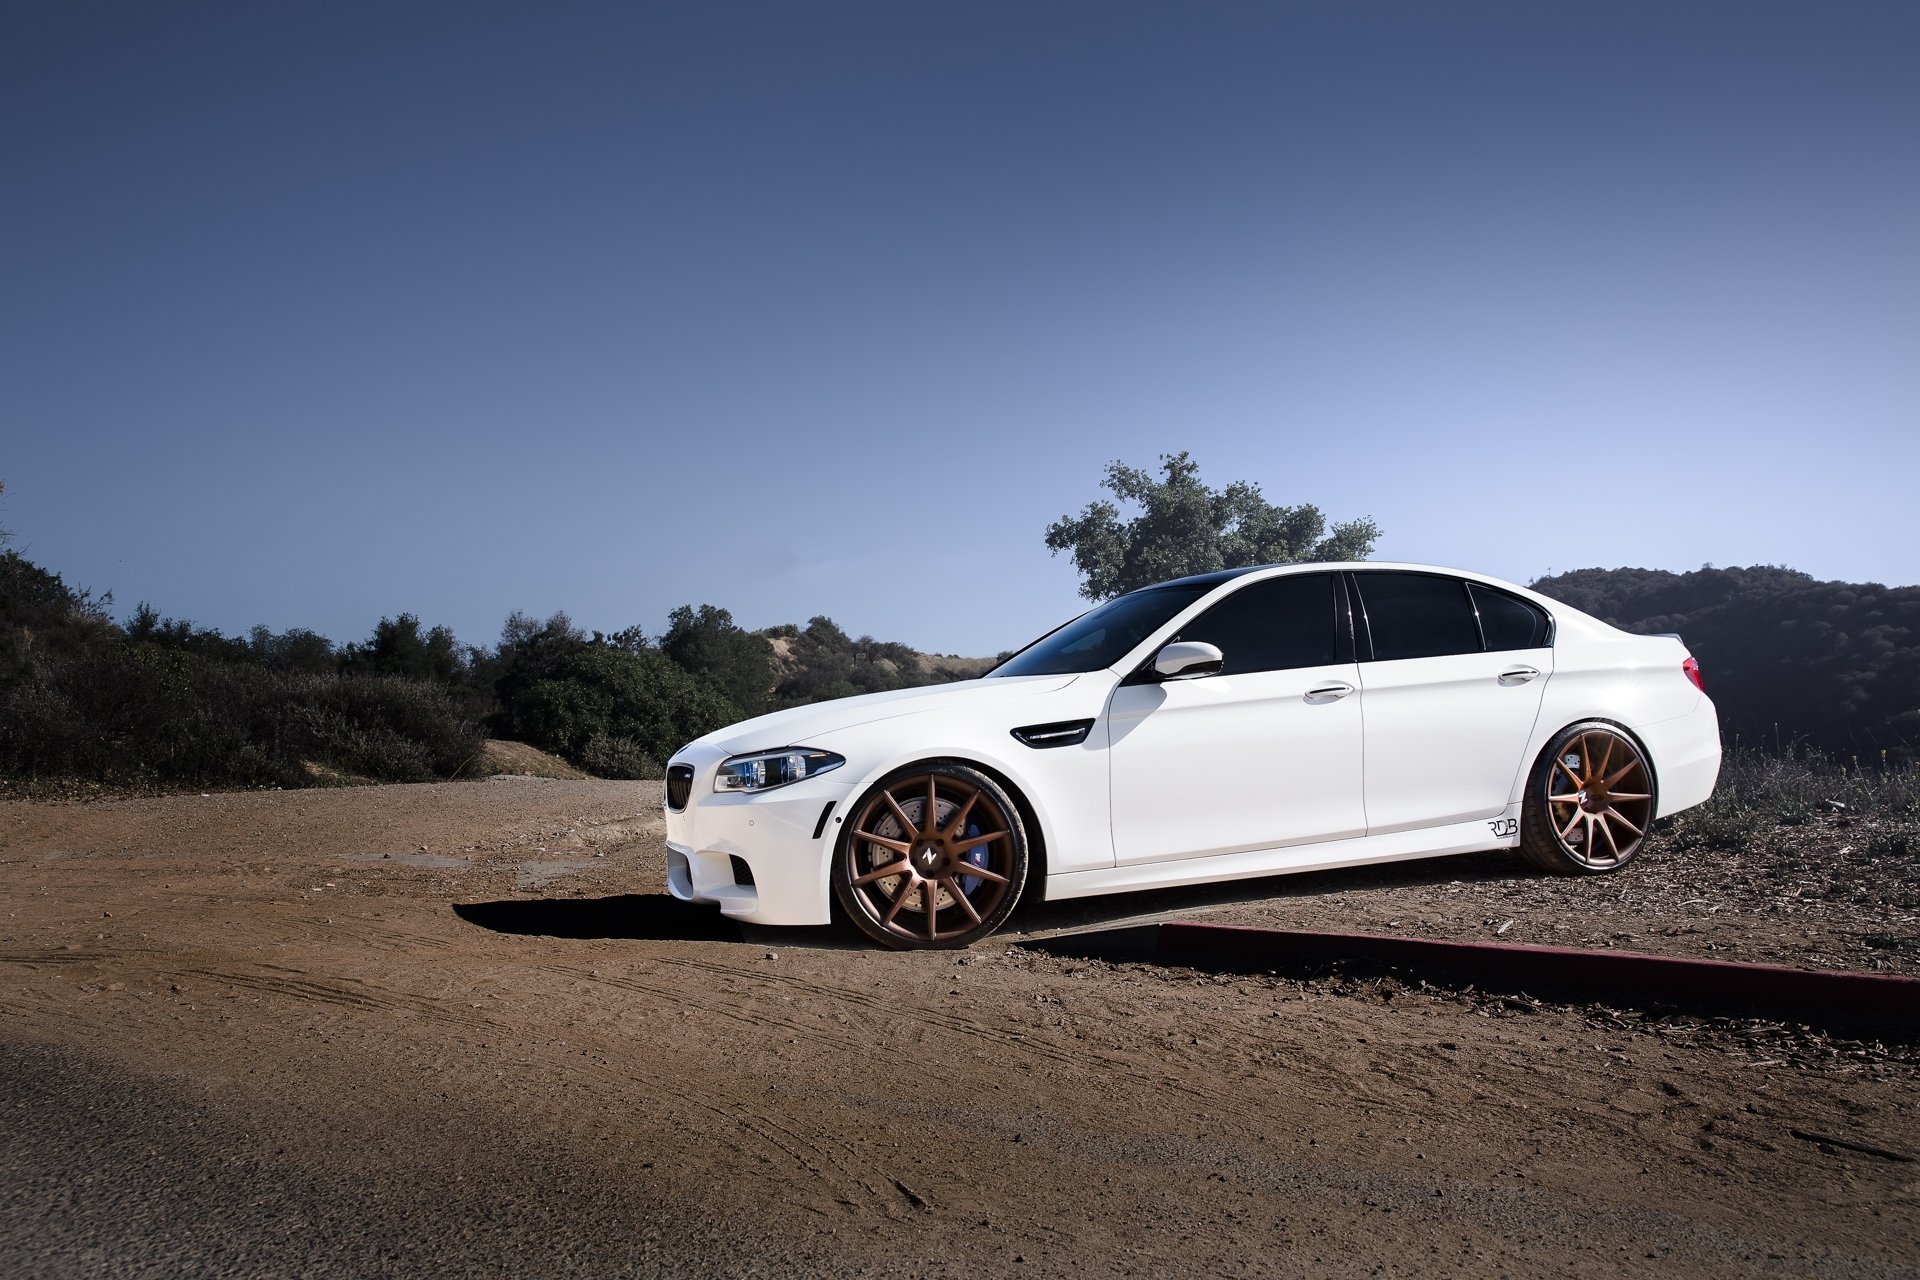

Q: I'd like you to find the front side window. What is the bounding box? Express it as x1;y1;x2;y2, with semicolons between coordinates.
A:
989;582;1214;677
1354;573;1481;661
1169;573;1339;675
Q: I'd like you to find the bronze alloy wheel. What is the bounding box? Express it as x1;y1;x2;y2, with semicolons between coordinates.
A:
1519;723;1658;874
834;764;1028;949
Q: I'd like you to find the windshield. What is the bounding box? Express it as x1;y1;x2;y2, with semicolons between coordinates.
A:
989;582;1213;677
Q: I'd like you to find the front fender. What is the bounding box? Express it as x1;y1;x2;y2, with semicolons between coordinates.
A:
815;691;1118;886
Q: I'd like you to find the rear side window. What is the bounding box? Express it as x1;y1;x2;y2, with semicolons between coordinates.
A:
1172;574;1339;674
1469;583;1551;650
1354;573;1481;661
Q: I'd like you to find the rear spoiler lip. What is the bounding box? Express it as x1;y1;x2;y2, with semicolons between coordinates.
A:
1644;631;1698;663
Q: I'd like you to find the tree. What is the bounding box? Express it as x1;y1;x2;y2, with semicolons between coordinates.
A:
1045;452;1381;600
345;613;466;682
248;625;338;676
659;604;773;715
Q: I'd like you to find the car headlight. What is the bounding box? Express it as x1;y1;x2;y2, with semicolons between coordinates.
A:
714;747;845;793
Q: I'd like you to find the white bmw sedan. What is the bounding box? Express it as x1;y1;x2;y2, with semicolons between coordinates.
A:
664;563;1721;949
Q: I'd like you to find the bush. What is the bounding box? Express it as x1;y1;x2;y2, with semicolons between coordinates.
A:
577;733;662;780
286;673;483;782
491;617;742;768
0;643;488;790
0;551;487;791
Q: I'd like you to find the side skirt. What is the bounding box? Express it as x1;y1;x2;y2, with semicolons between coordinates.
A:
1043;805;1524;903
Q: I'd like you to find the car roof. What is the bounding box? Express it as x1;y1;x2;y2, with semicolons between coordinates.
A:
1130;561;1497;594
1125;561;1573;616
1135;566;1268;591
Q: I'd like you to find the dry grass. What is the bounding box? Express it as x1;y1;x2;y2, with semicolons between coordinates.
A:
475;739;588;780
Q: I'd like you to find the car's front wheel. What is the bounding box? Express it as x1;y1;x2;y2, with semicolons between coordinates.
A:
1519;721;1658;874
833;763;1029;949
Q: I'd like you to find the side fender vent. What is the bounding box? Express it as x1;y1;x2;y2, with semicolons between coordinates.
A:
1011;719;1095;749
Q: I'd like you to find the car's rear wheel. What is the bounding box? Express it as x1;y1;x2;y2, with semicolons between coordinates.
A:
1519;722;1658;874
833;763;1028;949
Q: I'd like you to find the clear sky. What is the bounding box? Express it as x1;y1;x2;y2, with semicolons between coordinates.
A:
4;2;1915;657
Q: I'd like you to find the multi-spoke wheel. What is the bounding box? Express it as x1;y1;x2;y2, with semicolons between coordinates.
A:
832;763;1029;949
1519;722;1658;874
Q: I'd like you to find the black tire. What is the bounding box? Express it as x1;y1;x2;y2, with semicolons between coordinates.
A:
1518;721;1658;875
832;763;1029;949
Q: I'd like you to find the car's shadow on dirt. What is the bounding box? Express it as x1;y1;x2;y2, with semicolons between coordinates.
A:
454;849;1543;949
452;893;751;942
1006;846;1539;938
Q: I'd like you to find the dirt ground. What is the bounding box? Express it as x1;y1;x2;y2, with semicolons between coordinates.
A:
3;779;1916;1277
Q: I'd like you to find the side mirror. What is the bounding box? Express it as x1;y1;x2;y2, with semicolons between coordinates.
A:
1152;641;1224;679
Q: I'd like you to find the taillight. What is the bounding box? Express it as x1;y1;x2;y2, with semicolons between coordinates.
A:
1682;656;1704;692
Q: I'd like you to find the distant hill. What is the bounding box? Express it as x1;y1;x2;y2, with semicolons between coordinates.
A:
1531;565;1920;763
759;617;991;709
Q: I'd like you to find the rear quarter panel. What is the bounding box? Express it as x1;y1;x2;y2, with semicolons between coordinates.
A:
1507;608;1721;817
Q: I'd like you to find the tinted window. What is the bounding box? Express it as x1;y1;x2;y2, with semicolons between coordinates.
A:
1172;574;1338;674
1355;573;1481;661
990;582;1213;677
1470;583;1551;650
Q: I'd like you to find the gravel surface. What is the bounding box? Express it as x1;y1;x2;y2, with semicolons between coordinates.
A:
2;779;1916;1277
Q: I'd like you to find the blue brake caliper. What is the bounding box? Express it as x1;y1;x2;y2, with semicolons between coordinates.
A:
959;817;987;896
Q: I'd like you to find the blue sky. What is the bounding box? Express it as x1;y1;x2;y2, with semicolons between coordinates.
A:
4;2;1915;656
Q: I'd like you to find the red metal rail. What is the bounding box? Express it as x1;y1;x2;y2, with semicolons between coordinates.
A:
1155;923;1920;1017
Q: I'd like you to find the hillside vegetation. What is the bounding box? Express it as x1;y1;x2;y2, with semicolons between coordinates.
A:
0;548;981;794
6;543;1916;794
1531;565;1919;764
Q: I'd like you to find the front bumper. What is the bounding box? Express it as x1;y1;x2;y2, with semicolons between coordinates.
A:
663;746;854;926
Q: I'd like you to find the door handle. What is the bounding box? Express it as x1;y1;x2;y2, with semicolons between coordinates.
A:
1305;682;1355;703
1498;666;1541;686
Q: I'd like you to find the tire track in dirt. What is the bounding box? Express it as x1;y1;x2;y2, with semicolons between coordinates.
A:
345;921;457;952
0;950;124;968
651;954;1577;1136
179;965;503;1033
533;961;1019;1217
649;954;1280;1112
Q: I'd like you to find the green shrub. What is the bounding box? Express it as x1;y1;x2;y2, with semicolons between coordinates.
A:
0;552;487;790
286;673;482;782
660;604;772;715
491;617;741;768
577;733;662;780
